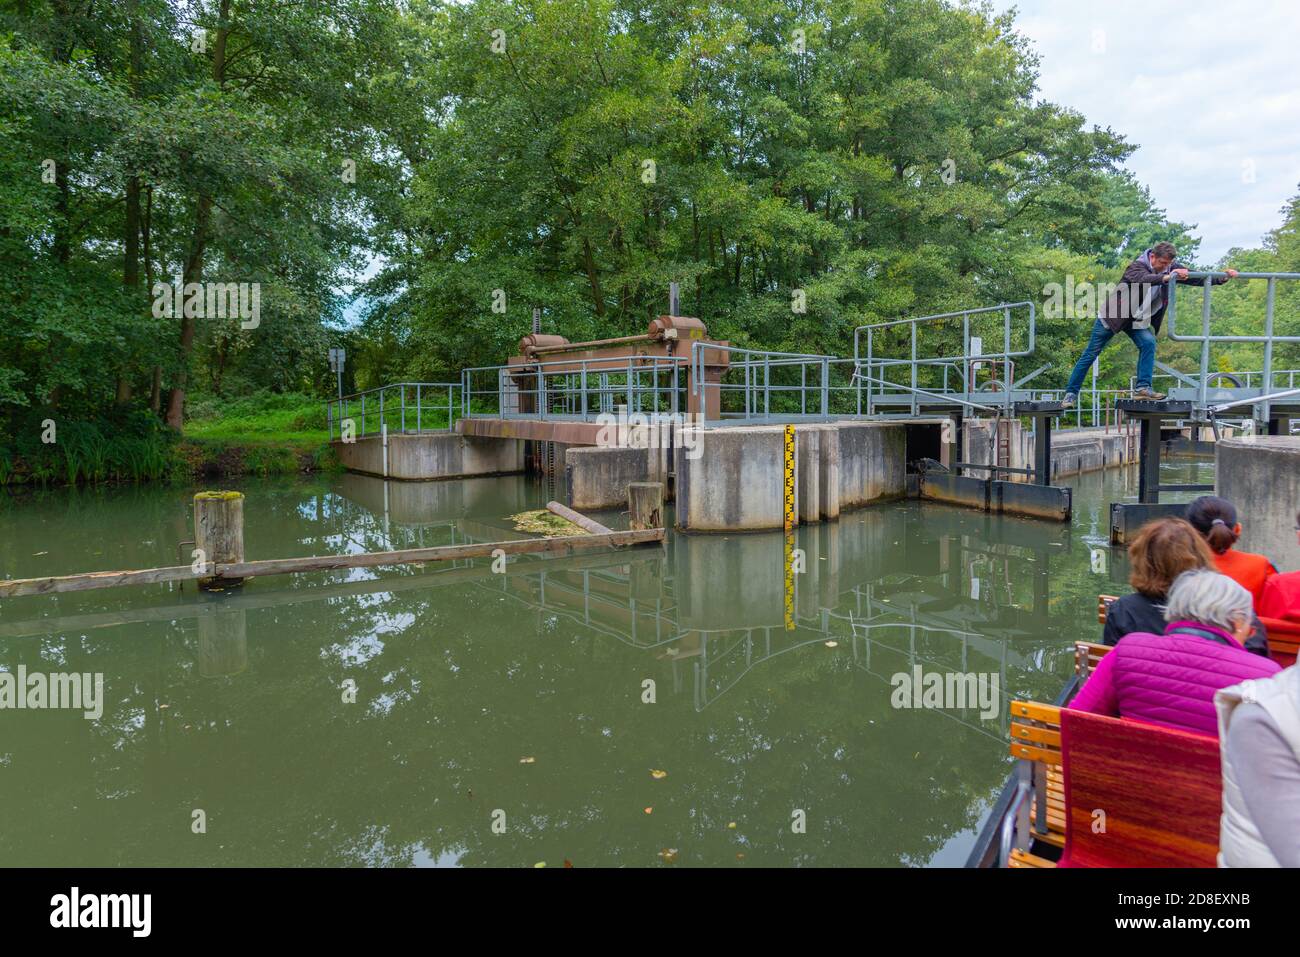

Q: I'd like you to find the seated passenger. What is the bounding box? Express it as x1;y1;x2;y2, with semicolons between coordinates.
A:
1258;510;1300;624
1105;517;1269;657
1186;495;1277;605
1216;664;1300;867
1071;569;1281;736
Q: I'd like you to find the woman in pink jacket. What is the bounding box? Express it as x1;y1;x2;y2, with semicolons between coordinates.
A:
1070;569;1281;737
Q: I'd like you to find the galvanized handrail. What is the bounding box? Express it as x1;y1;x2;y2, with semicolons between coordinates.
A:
326;381;461;440
853;302;1037;416
461;354;685;421
1166;271;1300;417
689;342;836;420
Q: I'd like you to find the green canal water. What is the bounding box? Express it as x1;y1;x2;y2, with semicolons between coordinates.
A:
0;457;1214;867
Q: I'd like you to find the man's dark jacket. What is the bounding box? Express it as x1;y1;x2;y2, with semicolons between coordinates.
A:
1100;253;1227;334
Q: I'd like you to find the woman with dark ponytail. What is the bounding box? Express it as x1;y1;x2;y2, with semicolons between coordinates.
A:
1186;496;1278;605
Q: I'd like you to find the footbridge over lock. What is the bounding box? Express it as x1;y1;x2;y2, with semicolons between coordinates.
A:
325;273;1300;536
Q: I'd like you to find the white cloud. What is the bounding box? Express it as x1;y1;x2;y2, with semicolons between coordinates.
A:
994;0;1300;262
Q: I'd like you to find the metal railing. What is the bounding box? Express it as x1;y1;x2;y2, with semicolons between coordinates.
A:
852;302;1038;415
460;355;686;420
1167;271;1300;417
689;343;842;421
325;382;461;440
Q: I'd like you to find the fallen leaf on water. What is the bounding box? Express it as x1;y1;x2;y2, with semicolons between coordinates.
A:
564;859;573;868
534;861;546;868
32;551;47;556
650;769;667;780
736;853;746;860
824;640;838;648
727;822;737;829
644;807;653;815
159;704;170;710
914;751;920;759
519;756;535;764
658;848;678;864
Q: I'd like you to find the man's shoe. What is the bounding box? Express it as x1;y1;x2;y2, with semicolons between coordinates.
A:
1132;386;1166;400
1061;393;1077;409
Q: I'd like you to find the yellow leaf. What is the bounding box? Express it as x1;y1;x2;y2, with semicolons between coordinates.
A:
650;769;667;780
520;756;535;764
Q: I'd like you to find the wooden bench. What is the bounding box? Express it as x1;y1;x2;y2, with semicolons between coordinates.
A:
1004;700;1064;867
1261;616;1299;667
1058;709;1221;867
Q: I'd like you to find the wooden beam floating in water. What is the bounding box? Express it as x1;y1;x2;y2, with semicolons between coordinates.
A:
545;500;613;536
0;528;664;599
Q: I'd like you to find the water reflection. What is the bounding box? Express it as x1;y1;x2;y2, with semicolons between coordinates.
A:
0;464;1192;866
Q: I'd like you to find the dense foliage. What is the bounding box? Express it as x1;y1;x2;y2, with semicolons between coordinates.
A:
2;0;1296;481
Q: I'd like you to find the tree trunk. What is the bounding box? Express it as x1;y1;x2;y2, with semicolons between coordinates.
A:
166;0;230;428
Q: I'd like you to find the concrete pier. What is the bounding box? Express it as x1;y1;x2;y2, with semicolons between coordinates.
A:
1216;436;1300;571
565;443;669;511
331;432;525;481
674;422;906;531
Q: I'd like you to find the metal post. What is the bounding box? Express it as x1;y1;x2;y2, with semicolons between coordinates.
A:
581;362;588;418
764;353;770;417
400;386;406;433
1033;413;1052;486
1262;278;1276;427
1138;416;1161;504
361;393;366;437
416;384;421;432
910;322;918;416
1199;277;1212;409
821;358;830;416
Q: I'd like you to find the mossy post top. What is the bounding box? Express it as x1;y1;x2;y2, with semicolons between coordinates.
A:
193;491;245;502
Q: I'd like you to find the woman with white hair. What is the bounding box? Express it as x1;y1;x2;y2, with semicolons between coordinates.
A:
1070;569;1281;736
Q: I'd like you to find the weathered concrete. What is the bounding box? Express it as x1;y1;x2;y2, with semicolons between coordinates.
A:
675;421;905;532
332;432;525;481
565;443;669;511
676;426;787;531
962;419;1139;482
838;422;907;507
1048;428;1138;480
1216;436;1300;571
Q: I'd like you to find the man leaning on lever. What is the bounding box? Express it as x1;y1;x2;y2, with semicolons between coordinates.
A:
1062;241;1239;408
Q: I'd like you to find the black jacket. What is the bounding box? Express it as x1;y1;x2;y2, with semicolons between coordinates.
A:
1102;591;1271;657
1100;255;1227;334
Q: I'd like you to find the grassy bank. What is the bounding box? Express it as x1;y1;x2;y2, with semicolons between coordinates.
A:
1;392;340;488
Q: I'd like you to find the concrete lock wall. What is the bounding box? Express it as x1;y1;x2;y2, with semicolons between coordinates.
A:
962;419;1138;482
838;423;906;507
565;443;669;511
1216;436;1300;572
675;422;906;532
332;432;525;481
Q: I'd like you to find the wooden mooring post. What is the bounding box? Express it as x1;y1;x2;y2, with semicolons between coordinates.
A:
194;491;246;590
628;482;664;530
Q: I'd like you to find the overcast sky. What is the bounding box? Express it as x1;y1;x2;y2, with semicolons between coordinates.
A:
992;0;1300;263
